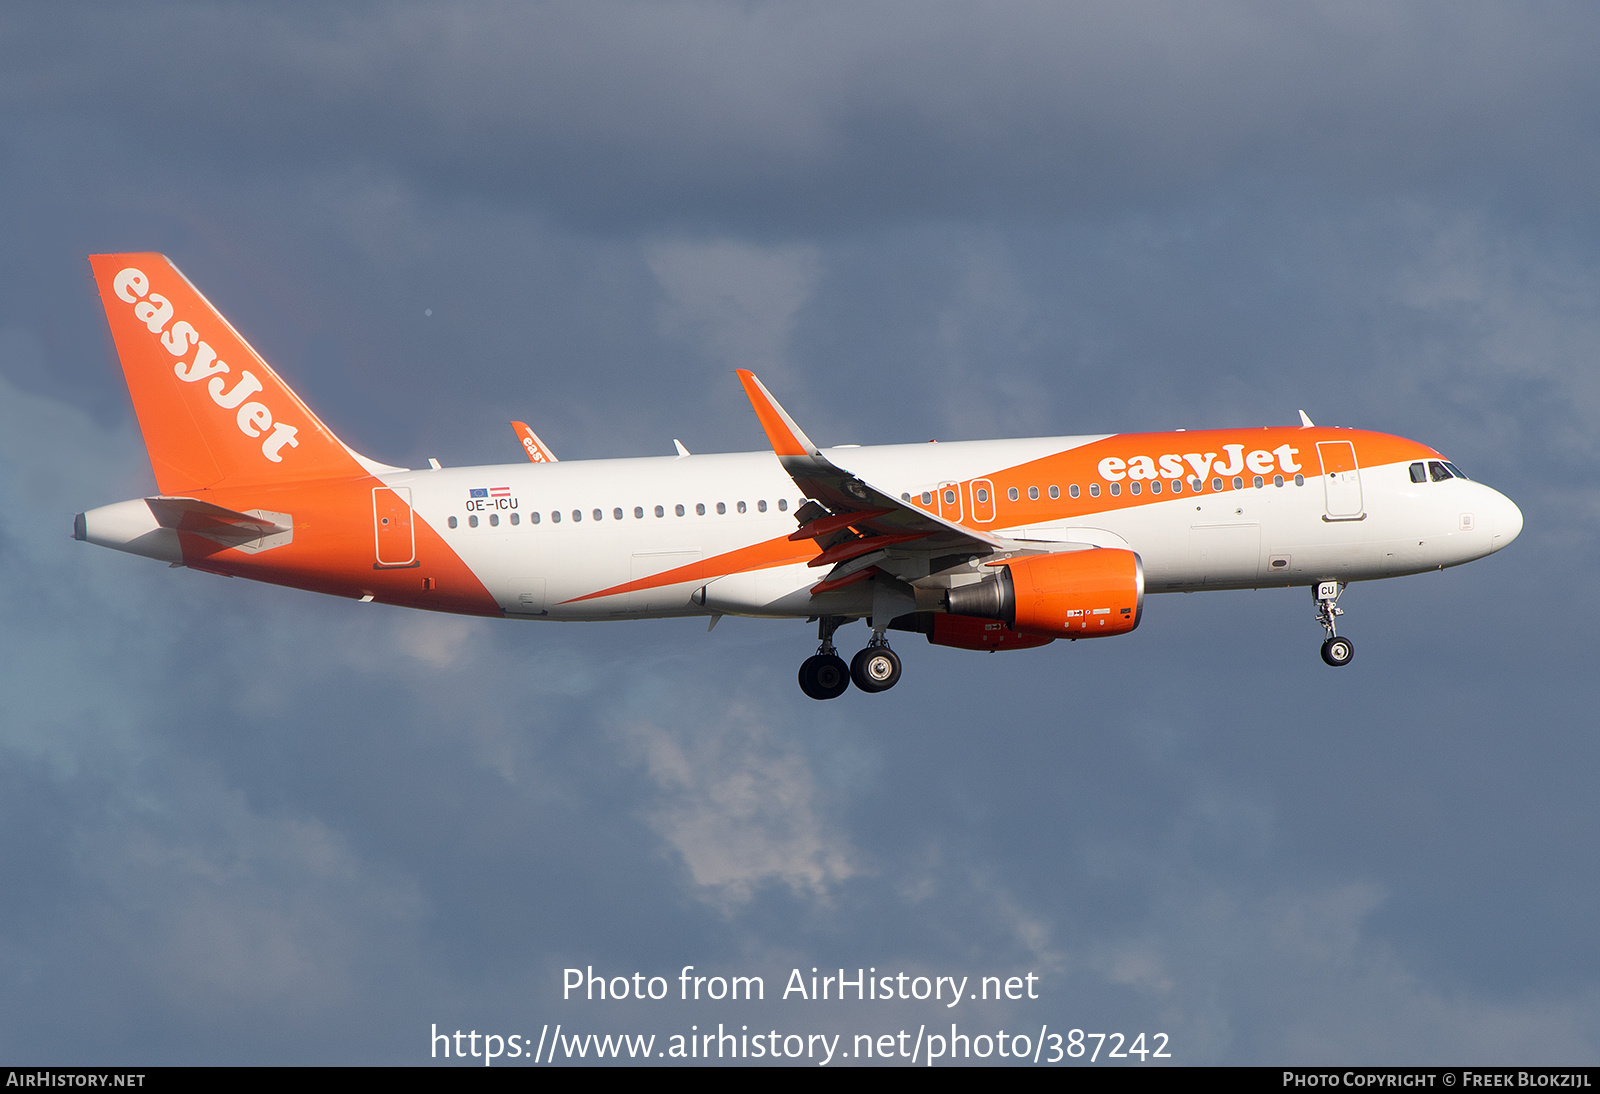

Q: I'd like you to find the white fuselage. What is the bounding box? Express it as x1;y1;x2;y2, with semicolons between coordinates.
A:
387;436;1522;622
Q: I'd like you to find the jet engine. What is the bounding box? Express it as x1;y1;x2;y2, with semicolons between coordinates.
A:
943;548;1144;639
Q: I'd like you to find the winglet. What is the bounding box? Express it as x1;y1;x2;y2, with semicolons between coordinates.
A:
1298;410;1315;428
511;421;558;463
736;370;823;458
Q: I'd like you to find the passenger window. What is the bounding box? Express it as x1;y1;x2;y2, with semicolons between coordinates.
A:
1028;486;1039;500
655;505;664;517
716;502;726;515
448;516;458;529
779;499;788;511
635;507;644;519
1409;462;1427;484
1253;475;1263;488
614;508;623;520
1232;477;1243;490
737;501;746;513
1171;479;1182;494
675;504;685;516
1149;481;1161;494
1089;483;1100;497
975;488;989;503
573;510;582;522
696;503;706;516
489;513;499;527
1128;482;1140;495
1007;487;1019;501
1049;486;1060;499
758;500;768;512
1212;478;1223;491
1273;474;1284;487
468;515;478;528
944;490;956;505
511;512;520;525
551;511;560;523
1109;482;1121;496
921;492;932;505
1069;485;1079;498
1294;474;1305;486
1429;461;1451;482
531;512;541;524
593;509;603;521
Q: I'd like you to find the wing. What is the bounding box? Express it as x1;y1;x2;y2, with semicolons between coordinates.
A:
735;370;1007;589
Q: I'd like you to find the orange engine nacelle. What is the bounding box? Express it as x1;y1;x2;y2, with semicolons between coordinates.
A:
943;548;1144;639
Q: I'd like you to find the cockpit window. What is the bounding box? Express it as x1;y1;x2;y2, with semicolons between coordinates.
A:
1428;460;1452;482
1409;462;1427;483
1444;461;1468;480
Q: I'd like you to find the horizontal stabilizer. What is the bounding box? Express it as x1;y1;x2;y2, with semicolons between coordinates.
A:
75;496;293;562
144;496;289;542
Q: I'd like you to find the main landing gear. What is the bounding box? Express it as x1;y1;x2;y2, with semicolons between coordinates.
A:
798;617;903;699
851;636;902;694
1314;581;1354;667
798;616;850;700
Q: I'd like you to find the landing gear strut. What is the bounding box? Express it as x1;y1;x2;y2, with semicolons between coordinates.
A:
1314;581;1354;667
798;616;850;700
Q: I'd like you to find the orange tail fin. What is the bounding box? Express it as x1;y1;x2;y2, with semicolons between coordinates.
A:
88;253;368;493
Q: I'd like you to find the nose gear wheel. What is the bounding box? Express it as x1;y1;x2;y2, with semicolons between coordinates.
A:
1313;581;1353;667
1321;636;1355;667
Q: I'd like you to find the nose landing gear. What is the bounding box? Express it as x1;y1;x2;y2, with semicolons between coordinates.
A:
1314;581;1354;667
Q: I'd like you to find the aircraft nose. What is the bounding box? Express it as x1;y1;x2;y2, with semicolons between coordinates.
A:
1487;487;1523;552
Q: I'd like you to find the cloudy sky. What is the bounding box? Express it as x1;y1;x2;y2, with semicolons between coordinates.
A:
2;1;1598;1065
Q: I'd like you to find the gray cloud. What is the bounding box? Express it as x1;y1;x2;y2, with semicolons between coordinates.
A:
616;696;858;909
6;2;1600;228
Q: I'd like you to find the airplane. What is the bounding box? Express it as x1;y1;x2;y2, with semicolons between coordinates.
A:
74;253;1524;699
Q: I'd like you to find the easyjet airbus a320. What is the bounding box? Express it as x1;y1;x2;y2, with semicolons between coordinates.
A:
76;254;1523;698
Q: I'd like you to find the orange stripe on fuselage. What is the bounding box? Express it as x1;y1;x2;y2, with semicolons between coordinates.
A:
562;533;818;605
